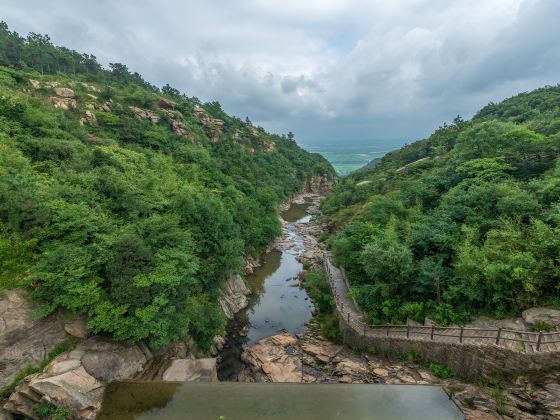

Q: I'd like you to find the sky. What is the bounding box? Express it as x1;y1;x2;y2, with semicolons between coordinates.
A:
2;0;560;145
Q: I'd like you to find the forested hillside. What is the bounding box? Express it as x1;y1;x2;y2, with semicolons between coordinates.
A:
322;86;560;325
0;23;334;349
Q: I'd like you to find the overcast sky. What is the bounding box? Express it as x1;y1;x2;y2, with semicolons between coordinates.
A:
2;0;560;145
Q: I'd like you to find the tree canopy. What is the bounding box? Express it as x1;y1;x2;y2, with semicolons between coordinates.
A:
0;23;335;348
322;86;560;325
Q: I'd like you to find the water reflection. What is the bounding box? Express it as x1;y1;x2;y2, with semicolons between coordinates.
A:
98;383;464;420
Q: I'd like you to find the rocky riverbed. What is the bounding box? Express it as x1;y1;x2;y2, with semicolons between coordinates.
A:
236;196;560;420
237;324;560;419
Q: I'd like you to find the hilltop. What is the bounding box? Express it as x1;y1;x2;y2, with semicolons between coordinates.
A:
322;85;560;325
0;22;335;350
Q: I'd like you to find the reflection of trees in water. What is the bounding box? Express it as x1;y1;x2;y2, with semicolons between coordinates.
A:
246;251;282;295
281;202;309;222
99;382;181;419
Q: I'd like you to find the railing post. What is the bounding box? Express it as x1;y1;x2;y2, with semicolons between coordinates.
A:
386;326;390;337
430;324;435;340
406;324;410;338
459;327;464;343
495;328;502;345
347;313;350;323
536;331;543;351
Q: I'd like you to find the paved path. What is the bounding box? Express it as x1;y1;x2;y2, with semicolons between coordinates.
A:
323;253;560;354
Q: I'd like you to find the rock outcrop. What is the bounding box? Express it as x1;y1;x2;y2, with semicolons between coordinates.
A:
4;336;152;419
218;274;251;319
522;308;560;330
50;96;76;110
53;87;75;98
238;326;560;419
161;358;217;382
302;176;334;195
157;97;177;110
241;334;302;382
193;106;224;142
0;289;68;389
129;106;160;123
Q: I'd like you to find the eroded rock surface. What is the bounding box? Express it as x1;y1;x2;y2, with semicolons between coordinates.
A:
238;324;560;419
219;274;251;319
0;289;68;389
162;358;217;382
241;333;302;382
3;336;152;419
523;308;560;330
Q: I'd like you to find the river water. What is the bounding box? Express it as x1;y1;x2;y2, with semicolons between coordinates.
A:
98;200;465;419
98;382;464;419
218;201;314;380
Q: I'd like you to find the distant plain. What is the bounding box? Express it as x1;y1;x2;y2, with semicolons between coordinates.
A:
303;139;410;175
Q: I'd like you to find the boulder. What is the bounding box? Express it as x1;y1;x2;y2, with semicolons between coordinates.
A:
28;79;40;89
302;341;343;363
218;274;251;319
467;316;527;331
64;316;89;338
50;96;76;110
79;336;151;382
162;358;217;382
335;359;368;375
99;102;112;113
129;106;160;123
80;83;100;92
158;97;177;110
170;119;192;138
3;335;153;419
241;334;302;382
522;308;560;328
0;289;68;388
53;87;75;98
406;318;423;327
29;366;104;412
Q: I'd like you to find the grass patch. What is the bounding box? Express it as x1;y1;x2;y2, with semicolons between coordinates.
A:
316;313;342;343
35;401;73;420
406;348;422;364
491;387;509;415
532;320;554;332
429;363;453;379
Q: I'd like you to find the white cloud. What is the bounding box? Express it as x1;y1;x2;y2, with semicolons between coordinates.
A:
1;0;558;143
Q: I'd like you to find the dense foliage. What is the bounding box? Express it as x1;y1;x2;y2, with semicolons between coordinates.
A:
0;23;334;348
322;87;560;325
304;270;340;342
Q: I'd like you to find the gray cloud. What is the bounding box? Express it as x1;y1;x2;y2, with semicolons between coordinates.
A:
2;0;559;144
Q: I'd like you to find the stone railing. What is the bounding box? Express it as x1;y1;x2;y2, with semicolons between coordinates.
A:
323;253;560;354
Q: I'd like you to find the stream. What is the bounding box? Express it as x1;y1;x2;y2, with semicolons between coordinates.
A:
217;200;314;380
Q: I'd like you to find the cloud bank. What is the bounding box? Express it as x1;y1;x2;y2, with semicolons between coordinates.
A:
2;0;559;144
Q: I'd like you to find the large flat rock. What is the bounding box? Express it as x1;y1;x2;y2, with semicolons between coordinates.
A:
162;358;217;382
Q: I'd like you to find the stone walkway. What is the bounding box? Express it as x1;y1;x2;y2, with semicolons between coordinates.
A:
323;253;560;354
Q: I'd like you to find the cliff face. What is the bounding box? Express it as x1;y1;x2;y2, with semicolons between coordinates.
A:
218;275;251;320
303;175;336;195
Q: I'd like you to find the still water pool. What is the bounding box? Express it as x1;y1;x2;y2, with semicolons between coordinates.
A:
98;382;464;420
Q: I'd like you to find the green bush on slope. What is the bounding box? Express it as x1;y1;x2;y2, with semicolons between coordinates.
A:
323;89;560;325
0;22;335;349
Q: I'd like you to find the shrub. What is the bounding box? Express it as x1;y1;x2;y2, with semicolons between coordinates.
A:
429;363;453;379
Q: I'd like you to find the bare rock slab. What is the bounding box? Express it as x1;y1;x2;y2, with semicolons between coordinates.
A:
0;289;68;388
162;358;217;382
219;274;250;319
